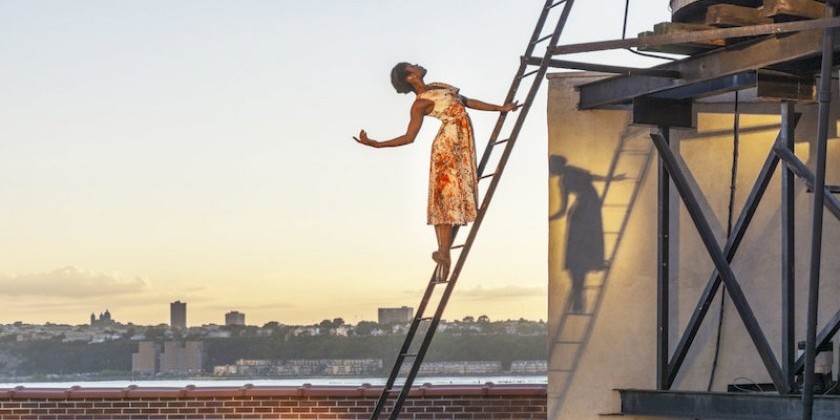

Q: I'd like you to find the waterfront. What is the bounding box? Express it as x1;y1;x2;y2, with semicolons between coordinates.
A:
0;375;547;389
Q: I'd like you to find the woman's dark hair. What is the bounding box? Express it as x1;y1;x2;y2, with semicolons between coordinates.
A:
390;62;413;94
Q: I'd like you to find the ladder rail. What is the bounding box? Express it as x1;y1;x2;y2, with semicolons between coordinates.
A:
369;270;438;419
371;1;577;417
477;0;566;178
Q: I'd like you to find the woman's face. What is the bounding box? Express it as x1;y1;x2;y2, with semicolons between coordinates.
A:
405;64;427;80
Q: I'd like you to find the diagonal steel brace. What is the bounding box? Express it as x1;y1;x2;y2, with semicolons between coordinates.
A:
650;130;787;394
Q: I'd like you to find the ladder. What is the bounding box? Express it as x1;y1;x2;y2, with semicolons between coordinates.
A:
370;1;577;418
548;124;653;409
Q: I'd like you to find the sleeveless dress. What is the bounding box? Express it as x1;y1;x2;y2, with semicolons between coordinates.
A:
418;83;479;226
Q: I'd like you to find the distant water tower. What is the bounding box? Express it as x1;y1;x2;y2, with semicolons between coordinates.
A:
670;0;762;23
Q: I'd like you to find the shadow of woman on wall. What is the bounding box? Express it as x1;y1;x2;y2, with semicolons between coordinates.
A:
549;154;624;313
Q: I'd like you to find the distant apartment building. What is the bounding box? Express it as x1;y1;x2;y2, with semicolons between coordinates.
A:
170;301;186;329
225;311;245;326
401;361;503;376
132;341;203;375
377;306;413;324
213;359;382;377
131;341;161;375
160;341;204;374
509;360;548;374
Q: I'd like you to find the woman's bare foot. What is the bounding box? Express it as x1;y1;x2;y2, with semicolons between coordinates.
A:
432;250;451;282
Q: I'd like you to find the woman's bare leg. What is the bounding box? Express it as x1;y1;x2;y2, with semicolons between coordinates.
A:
433;224;452;281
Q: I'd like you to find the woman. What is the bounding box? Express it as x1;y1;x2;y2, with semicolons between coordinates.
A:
355;63;518;281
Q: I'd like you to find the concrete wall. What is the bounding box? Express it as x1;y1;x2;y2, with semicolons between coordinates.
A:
546;72;840;419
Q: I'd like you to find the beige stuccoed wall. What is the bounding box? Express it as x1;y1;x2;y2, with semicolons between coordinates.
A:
547;72;840;419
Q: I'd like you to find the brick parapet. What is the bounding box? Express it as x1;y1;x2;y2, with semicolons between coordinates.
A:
0;383;547;419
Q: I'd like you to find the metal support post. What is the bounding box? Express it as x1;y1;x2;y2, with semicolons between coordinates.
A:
803;4;835;418
781;101;796;392
657;126;670;390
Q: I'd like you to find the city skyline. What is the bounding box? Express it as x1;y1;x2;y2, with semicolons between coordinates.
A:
7;304;545;328
0;1;671;326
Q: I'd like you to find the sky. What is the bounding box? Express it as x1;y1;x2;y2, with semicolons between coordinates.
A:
0;1;672;327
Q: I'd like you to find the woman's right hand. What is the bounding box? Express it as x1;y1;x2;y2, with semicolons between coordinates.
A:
353;130;380;148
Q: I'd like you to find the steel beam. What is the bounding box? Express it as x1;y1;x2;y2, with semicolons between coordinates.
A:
657;128;671;390
634;98;693;128
774;146;840;221
650;130;787;393
551;16;840;55
649;71;758;101
577;29;839;109
639;70;816;102
620;389;840;419
524;56;681;78
781;102;797;391
803;9;834;417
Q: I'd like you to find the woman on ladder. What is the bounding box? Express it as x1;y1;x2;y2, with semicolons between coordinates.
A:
355;63;518;281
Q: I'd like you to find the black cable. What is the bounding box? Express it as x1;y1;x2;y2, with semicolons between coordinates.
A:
622;0;676;61
707;91;740;392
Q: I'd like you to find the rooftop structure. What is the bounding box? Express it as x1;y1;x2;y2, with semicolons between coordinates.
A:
544;1;840;419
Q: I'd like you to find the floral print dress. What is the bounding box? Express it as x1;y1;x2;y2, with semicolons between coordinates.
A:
418;83;479;226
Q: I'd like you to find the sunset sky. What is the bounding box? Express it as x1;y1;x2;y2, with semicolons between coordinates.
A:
0;1;671;326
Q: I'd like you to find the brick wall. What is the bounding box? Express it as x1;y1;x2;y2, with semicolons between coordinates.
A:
0;383;546;419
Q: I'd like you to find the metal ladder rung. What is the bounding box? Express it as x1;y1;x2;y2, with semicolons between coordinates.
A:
480;172;497;180
531;34;553;46
548;0;569;9
494;138;510;146
400;352;418;358
520;69;540;79
450;243;465;250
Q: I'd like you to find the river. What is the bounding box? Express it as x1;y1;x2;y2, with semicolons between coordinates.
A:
0;375;547;389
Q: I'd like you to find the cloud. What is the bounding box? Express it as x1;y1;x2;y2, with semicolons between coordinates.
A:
0;266;149;298
403;284;545;300
457;284;546;300
202;301;295;311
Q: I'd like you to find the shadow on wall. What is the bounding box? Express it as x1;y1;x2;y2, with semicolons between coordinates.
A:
548;154;622;312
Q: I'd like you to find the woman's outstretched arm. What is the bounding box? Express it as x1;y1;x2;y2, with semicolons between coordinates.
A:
355;99;431;148
462;96;520;113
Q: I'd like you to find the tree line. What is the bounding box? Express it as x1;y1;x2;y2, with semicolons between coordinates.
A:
0;331;546;377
